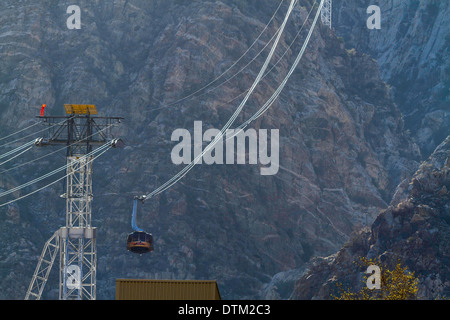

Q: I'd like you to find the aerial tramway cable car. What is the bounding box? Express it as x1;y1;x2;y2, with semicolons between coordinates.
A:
126;196;154;255
125;0;323;255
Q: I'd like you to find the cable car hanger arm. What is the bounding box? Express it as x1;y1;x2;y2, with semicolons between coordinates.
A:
131;196;146;232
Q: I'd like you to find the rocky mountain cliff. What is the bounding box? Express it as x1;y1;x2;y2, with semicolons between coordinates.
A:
291;136;449;300
0;0;434;300
333;0;449;157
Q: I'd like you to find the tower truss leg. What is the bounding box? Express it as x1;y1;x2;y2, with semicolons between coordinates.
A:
25;230;60;300
321;0;332;29
59;156;97;300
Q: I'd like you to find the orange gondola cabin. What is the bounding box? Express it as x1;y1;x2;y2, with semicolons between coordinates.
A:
126;231;154;255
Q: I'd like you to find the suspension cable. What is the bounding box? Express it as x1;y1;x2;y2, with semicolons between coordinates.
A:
208;0;318;145
0;142;112;199
0;122;119;175
0;117;72;149
0;140;36;160
0;121;41;143
227;0;322;141
0;146;33;167
151;0;315;120
142;0;298;200
152;0;286;110
142;0;322;200
148;23;284;113
0;143;113;208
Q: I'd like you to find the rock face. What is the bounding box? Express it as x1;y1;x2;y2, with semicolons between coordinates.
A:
291;136;450;300
333;0;450;157
0;1;423;299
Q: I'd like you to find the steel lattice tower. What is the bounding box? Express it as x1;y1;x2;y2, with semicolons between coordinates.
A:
321;0;332;29
25;105;123;300
59;155;96;300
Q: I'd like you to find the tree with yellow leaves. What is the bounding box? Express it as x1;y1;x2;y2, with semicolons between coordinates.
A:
332;257;419;300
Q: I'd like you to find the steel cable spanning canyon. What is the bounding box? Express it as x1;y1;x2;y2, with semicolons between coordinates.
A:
0;121;41;143
0;142;112;208
0;0;330;300
150;0;286;111
0;123;119;175
0;140;35;163
0;142;113;209
0;3;329;215
124;0;326;260
141;0;300;202
140;0;324;203
124;0;305;258
0;117;71;149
